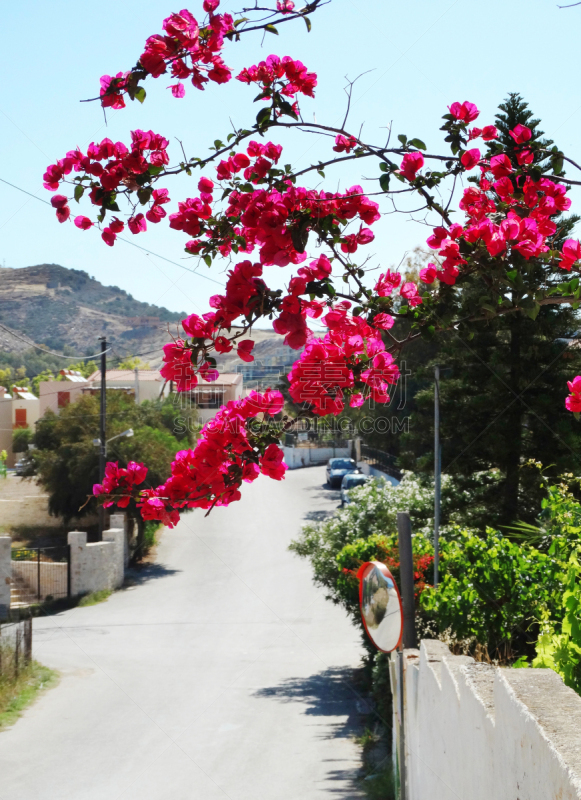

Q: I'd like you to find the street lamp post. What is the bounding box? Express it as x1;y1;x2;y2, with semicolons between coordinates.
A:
434;367;441;588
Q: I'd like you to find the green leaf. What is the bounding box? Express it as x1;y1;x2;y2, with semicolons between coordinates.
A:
233;16;248;27
379;173;391;192
137;187;153;205
379;162;388;173
265;23;279;34
409;138;426;151
134;87;146;104
214;140;224;150
203;255;212;267
227;133;236;142
256;107;271;127
74;185;85;203
397;134;407;146
526;303;540;320
303;15;312;32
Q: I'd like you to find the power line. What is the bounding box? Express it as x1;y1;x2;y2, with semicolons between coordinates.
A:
0;176;225;286
0;322;111;360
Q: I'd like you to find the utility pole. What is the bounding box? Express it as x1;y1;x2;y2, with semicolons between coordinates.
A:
98;337;107;539
434;366;441;587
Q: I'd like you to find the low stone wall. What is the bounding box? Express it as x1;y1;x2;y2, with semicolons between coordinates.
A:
392;640;581;799
358;462;400;485
282;446;351;469
68;529;124;597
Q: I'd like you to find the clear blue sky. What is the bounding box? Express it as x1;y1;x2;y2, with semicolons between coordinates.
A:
1;0;580;322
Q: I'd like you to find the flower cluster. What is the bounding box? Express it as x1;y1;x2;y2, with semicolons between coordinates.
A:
93;461;148;508
420;117;574;285
94;391;287;525
100;5;234;107
44;131;171;240
287;304;400;415
236;54;317;102
223;177;380;267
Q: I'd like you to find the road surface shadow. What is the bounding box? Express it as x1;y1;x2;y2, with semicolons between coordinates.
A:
124;563;181;587
253;666;366;795
303;509;336;523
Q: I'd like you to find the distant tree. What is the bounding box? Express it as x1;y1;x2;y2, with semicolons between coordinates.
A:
12;427;32;453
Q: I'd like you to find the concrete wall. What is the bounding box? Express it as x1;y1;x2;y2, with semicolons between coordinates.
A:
68;529;124;597
282;445;351;470
0;537;10;620
358;461;400;485
392;640;581;799
109;513;129;569
39;381;87;417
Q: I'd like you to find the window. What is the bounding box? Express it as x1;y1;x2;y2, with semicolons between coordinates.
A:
195;390;224;409
14;408;27;428
57;391;70;409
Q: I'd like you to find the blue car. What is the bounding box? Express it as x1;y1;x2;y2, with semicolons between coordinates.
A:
326;457;359;488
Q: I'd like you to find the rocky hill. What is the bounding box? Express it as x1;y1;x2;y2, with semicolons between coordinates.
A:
0;264;298;375
0;264;187;359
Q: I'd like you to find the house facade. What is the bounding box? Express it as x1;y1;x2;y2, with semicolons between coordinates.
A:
0;386;40;467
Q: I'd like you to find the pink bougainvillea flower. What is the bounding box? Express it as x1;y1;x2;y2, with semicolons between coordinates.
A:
461;148;480;170
372;312;395;330
169;83;186;98
420;264;438;284
509;124;532;145
237;339;255;362
490;154;513;179
560;239;581;271
375;270;402;297
74;216;93;230
101;228;116;246
448;101;479;123
566;376;581;412
276;0;295;11
260;443;287;480
400;281;422;307
399;152;424;181
481;125;498;141
128;213;147;234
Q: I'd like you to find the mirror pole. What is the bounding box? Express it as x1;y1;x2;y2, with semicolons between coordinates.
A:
397;512;417;649
398;645;406;800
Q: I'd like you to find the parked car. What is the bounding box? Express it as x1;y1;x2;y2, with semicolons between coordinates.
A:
341;473;370;505
14;456;34;476
326;457;359;488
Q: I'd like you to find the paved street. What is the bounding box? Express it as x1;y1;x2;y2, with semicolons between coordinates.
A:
0;466;365;800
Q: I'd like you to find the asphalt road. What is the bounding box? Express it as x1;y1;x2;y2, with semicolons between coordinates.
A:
0;466;366;800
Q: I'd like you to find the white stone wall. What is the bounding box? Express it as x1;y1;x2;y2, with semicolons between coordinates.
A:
392;640;581;800
282;445;351;469
0;536;10;619
68;529;125;597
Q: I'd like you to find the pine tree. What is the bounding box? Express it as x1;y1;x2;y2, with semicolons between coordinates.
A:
399;94;581;528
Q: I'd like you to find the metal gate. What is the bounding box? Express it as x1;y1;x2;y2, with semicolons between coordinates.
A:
11;546;70;607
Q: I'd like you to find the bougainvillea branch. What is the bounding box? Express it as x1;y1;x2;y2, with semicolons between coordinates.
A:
44;1;581;524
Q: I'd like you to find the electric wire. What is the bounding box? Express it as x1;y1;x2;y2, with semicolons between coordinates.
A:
0;176;225;286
